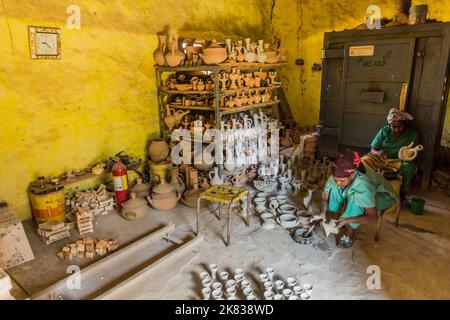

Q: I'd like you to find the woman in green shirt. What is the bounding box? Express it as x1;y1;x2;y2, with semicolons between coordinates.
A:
362;107;418;205
322;151;397;247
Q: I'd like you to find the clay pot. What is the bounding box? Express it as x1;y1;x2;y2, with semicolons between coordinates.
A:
149;139;170;163
147;177;181;211
265;51;280;64
200;40;227;65
131;178;151;199
153;35;167;66
122;192;150;220
181;184;206;208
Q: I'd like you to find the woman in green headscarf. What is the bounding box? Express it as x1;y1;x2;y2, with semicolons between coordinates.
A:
361;107;419;205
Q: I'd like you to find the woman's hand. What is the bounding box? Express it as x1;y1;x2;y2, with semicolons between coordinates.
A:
371;148;385;158
335;219;347;229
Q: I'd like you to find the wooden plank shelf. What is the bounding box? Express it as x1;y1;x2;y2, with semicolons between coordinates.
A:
220;85;281;96
160;88;215;95
155;63;287;72
220;100;280;115
168;104;215;111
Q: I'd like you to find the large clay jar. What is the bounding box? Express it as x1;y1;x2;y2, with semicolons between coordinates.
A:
200;40;228;65
181;183;206;208
122;192;150;220
147;177;181;211
131;178;151;199
165;34;185;67
153;34;167;66
149;139;170;163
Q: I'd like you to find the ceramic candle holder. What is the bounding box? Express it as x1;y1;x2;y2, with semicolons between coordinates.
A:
202;287;211;299
200;272;210;280
235;268;244;276
234;274;244;283
241;280;251;288
220;271;229;281
289;295;300;300
202;278;212;288
259;273;269;283
243;287;253;296
286;277;297;287
264;290;274;300
274;294;284;301
212;289;222;299
264;281;274;291
226;280;237;288
247;294;257;300
303;283;313;291
265;267;275;281
282;288;294;297
293;285;304;295
275;280;285;290
209;264;218;280
226;287;236;297
300;292;310;300
212;282;222;291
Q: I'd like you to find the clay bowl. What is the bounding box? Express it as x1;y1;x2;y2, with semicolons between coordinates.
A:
278;214;298;229
201;47;227;65
278;204;297;215
175;83;193;91
261;212;275;222
293;228;313;245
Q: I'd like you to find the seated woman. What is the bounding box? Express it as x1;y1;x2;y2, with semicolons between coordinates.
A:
321;151;397;247
362;107;418;205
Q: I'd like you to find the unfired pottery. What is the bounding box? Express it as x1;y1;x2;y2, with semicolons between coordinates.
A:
131;178;151;199
122;192;150;220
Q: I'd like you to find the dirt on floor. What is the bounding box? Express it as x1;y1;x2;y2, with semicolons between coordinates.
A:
7;189;450;300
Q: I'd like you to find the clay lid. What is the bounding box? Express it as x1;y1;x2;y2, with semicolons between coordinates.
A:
152;178;175;194
123;192;148;209
131;178;150;193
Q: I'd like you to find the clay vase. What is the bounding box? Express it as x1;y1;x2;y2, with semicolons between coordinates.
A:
165;34;185;67
398;142;424;161
235;41;245;62
244;38;256;63
164;105;176;130
170;167;186;195
209;167;224;185
131;178;151;199
256;40;267;63
153;34;167;66
122;192;150;220
149;139;170;163
281;131;293;148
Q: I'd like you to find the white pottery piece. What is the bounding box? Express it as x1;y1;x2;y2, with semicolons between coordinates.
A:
264;290;274;300
275;280;285;290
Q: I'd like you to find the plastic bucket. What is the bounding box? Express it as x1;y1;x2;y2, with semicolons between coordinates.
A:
410;197;425;215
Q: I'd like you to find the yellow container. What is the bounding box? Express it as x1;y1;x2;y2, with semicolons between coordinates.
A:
29;188;66;224
148;160;172;183
385;177;402;215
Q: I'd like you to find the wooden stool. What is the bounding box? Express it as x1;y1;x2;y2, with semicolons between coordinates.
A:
196;185;251;246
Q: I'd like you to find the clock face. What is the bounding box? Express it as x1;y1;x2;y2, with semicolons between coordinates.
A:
36;33;58;55
28;26;61;59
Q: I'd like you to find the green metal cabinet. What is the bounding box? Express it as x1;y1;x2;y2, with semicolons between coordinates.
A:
318;22;450;189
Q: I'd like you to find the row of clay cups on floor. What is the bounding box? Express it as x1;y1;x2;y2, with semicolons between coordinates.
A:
259;268;313;300
200;266;256;300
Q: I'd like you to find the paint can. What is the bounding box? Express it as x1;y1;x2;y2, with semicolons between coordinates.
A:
29;187;65;224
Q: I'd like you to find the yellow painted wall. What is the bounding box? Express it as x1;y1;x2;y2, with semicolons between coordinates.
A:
272;0;450;146
0;0;271;220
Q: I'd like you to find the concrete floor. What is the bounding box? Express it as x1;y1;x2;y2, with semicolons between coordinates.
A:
6;187;450;300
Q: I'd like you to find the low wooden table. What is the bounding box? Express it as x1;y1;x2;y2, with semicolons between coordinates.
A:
196;185;251;246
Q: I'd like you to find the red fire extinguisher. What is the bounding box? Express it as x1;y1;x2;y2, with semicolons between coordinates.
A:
112;159;129;212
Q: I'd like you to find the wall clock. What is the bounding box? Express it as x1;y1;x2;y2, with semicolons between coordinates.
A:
28;26;61;59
